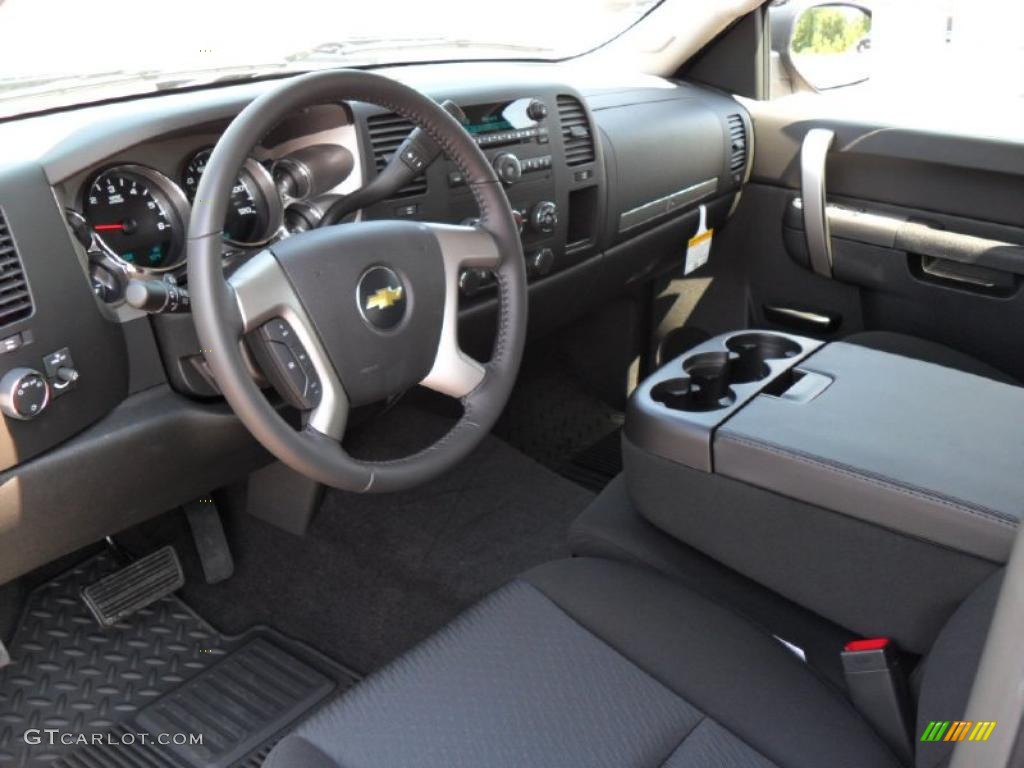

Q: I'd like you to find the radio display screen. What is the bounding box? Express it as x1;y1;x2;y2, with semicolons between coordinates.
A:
462;99;536;135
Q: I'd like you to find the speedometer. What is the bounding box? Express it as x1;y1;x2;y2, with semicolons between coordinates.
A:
83;165;188;271
182;149;280;246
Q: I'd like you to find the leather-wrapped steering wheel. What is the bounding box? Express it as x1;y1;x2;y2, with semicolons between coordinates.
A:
187;70;527;493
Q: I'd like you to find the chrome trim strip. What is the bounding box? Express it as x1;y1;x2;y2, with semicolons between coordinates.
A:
421;223;501;399
618;178;719;233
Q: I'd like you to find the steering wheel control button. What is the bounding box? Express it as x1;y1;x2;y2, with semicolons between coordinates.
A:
254;319;322;410
357;266;407;332
0;367;51;420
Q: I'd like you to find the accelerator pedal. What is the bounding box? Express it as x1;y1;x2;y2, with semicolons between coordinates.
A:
82;545;184;627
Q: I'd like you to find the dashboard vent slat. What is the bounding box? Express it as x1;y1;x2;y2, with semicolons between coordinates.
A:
726;114;748;174
556;95;595;166
366;113;428;199
0;209;33;328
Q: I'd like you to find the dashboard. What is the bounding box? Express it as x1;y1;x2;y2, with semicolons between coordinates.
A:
0;61;751;584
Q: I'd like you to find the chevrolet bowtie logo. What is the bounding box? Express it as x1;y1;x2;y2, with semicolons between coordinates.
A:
365;285;404;311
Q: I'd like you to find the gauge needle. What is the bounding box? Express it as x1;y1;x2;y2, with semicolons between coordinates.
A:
93;223;125;232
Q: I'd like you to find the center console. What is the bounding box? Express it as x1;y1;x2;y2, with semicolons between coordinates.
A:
623;331;1022;652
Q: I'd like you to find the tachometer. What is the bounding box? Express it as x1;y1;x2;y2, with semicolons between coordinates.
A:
83;165;188;271
182;149;280;246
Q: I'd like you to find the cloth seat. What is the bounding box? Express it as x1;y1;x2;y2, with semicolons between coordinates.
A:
844;331;1017;385
264;557;904;768
568;474;856;690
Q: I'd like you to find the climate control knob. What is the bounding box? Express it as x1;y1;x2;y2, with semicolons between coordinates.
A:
527;248;554;277
492;153;522;185
0;368;50;420
530;201;558;233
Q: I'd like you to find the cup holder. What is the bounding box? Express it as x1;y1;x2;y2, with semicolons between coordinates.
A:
651;351;738;412
726;333;802;383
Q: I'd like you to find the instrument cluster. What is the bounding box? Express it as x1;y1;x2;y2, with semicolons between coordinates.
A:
80;148;299;273
75;138;356;280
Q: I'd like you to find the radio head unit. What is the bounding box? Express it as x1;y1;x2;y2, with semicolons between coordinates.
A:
461;98;549;147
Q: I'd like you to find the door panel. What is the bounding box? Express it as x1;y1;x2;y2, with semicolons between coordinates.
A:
725;99;1024;379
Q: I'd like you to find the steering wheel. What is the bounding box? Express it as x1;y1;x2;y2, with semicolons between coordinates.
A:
187;70;527;493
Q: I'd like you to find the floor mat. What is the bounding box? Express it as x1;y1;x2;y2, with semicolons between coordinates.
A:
493;346;624;475
559;429;623;492
119;406;596;675
0;551;357;768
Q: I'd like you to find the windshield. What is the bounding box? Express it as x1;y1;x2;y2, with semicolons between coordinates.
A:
0;0;661;119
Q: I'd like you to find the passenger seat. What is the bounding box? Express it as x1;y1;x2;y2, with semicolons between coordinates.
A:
263;556;1001;767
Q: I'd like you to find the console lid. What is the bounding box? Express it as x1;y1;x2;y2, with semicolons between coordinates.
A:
715;342;1023;562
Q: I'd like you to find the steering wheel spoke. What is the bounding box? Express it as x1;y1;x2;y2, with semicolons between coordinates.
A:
229;249;349;439
420;223;501;399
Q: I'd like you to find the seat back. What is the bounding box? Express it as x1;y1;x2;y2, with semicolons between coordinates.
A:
915;571;1002;768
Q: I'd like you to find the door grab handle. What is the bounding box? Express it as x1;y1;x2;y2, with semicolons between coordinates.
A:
920;257;1001;289
800;129;836;278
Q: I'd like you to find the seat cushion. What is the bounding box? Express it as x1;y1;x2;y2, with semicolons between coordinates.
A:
568;474;856;690
265;558;900;768
845;331;1017;385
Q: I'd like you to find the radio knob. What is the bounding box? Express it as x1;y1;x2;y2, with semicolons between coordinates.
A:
0;368;50;420
492;153;522;185
526;99;548;121
530;201;558;233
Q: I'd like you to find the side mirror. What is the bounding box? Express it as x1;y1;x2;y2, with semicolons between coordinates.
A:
786;3;872;91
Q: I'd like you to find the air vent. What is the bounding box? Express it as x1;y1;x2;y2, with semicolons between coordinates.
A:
0;208;33;328
366;113;428;198
726;114;748;174
557;95;595;166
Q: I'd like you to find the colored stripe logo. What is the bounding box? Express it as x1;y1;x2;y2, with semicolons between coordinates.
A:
920;721;997;742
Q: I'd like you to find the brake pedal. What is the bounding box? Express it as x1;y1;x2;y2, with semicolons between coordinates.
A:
82;545;184;627
184;496;234;585
0;637;10;669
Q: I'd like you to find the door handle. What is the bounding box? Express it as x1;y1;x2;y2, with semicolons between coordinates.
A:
800;129;836;278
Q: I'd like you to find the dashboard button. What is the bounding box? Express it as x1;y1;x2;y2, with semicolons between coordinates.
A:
0;333;22;355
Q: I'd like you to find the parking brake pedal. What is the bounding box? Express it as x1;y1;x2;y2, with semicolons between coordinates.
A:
82;545;184;627
184;496;235;585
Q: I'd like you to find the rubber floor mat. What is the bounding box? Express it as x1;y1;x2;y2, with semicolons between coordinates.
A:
0;551;358;767
559;429;623;492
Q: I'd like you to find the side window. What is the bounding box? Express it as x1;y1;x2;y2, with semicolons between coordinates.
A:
768;0;1024;130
